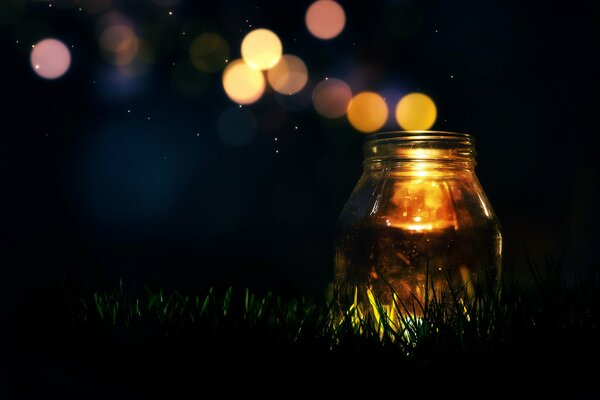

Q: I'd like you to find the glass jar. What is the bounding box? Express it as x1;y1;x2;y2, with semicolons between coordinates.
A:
334;131;502;315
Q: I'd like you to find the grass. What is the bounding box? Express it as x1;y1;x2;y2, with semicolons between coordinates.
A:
60;258;600;394
3;260;600;399
68;261;600;353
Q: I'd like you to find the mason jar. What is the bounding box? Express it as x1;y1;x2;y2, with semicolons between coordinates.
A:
334;131;502;315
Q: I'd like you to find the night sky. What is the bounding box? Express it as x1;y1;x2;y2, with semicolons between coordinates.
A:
1;0;597;309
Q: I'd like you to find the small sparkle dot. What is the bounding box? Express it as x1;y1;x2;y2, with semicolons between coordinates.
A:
182;32;186;36
196;133;200;137
35;64;40;69
274;137;278;141
147;117;151;120
435;29;438;33
92;80;96;84
31;45;35;48
168;11;173;15
450;75;454;79
294;126;298;130
78;7;82;11
238;105;242;108
324;77;328;80
127;109;131;113
16;40;19;44
275;150;279;154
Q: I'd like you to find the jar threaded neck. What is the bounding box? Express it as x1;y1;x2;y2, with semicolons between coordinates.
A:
363;131;475;168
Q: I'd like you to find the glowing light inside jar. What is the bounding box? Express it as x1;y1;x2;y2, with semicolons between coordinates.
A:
385;148;459;231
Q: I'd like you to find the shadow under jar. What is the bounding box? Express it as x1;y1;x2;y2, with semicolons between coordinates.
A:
334;131;502;316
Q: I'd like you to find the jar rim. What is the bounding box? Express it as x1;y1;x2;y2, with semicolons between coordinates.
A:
363;131;476;163
365;130;473;143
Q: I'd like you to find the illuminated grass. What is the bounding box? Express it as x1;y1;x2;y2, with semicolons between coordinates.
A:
67;260;600;360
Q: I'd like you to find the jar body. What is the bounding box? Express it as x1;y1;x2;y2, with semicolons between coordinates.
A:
334;133;502;314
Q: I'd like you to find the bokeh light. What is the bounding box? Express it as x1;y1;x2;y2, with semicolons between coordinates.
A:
267;55;308;95
217;107;257;146
222;59;265;105
189;33;230;73
395;93;437;130
241;28;282;70
305;0;346;40
347;92;388;133
99;24;139;66
30;38;71;80
312;78;352;119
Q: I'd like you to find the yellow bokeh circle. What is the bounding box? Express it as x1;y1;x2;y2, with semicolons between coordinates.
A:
241;28;282;70
222;59;265;105
395;93;437;130
347;92;388;133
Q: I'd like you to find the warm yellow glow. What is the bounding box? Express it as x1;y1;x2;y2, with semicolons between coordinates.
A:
305;0;346;40
241;28;282;70
99;24;139;65
267;54;308;95
460;265;475;298
346;92;388;133
222;59;265;104
397;148;442;160
387;177;458;231
190;33;230;73
312;78;352;118
395;93;437;130
406;224;433;231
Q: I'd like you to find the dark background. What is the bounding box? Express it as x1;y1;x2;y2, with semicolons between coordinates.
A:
1;0;597;312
